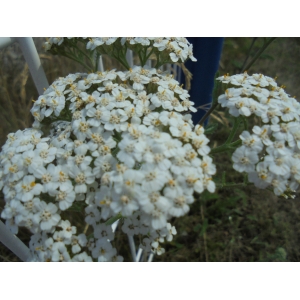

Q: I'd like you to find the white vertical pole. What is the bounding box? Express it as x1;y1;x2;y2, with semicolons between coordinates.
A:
148;253;154;262
128;235;136;261
0;37;16;50
0;220;32;262
16;37;49;95
135;248;143;262
126;49;133;68
98;55;104;72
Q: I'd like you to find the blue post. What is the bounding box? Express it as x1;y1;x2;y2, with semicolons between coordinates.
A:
182;37;224;125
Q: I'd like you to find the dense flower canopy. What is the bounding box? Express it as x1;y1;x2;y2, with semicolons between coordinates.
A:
217;73;300;197
0;65;216;261
1;37;298;262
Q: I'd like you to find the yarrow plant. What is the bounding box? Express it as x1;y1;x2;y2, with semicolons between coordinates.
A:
0;37;297;262
217;73;300;197
44;37;196;70
0;38;214;261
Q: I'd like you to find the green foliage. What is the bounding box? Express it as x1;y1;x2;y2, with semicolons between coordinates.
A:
67;201;86;212
204;123;218;135
105;213;123;226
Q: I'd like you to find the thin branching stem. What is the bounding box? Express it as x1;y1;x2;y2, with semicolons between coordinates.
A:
240;38;258;72
242;38;276;73
198;103;219;125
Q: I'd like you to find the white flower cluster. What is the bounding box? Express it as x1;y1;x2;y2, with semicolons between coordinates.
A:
44;37;197;63
0;66;215;261
217;73;300;197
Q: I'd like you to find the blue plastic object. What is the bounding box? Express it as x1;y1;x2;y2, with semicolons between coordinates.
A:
181;37;224;125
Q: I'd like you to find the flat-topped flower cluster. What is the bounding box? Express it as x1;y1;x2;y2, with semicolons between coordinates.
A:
217;73;300;197
0;65;215;261
44;37;197;64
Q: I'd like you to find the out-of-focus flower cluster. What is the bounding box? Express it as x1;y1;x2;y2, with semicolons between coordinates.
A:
44;37;197;64
217;72;300;197
0;66;215;261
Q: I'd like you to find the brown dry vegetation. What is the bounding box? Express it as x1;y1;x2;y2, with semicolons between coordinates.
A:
1;37;300;262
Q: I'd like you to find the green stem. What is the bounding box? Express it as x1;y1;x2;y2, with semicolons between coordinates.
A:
121;44;129;66
115;53;130;70
216;182;253;188
138;51;144;66
217;172;252;188
80;48;95;67
141;47;147;65
97;45;108;56
68;40;95;68
240;38;258;73
211;117;247;155
155;58;171;69
242;38;276;72
242;116;248;131
198;103;219;125
225;117;242;144
63;52;93;72
210;139;242;155
112;48;130;70
76;39;96;59
222;171;226;186
145;48;154;62
229;139;243;147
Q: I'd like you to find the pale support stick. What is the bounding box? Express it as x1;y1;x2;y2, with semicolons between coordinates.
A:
0;220;32;262
16;37;49;95
111;221;143;262
111;221;141;262
135;247;143;262
0;37;16;50
148;252;154;262
98;55;104;72
126;49;133;68
128;235;136;261
111;219;119;233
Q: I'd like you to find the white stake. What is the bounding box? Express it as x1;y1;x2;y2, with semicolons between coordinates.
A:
16;37;49;95
98;55;104;72
127;235;136;261
0;220;32;262
126;49;133;68
0;37;16;50
135;248;143;262
148;252;154;262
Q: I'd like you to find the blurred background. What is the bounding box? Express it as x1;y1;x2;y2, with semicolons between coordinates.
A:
1;37;300;262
